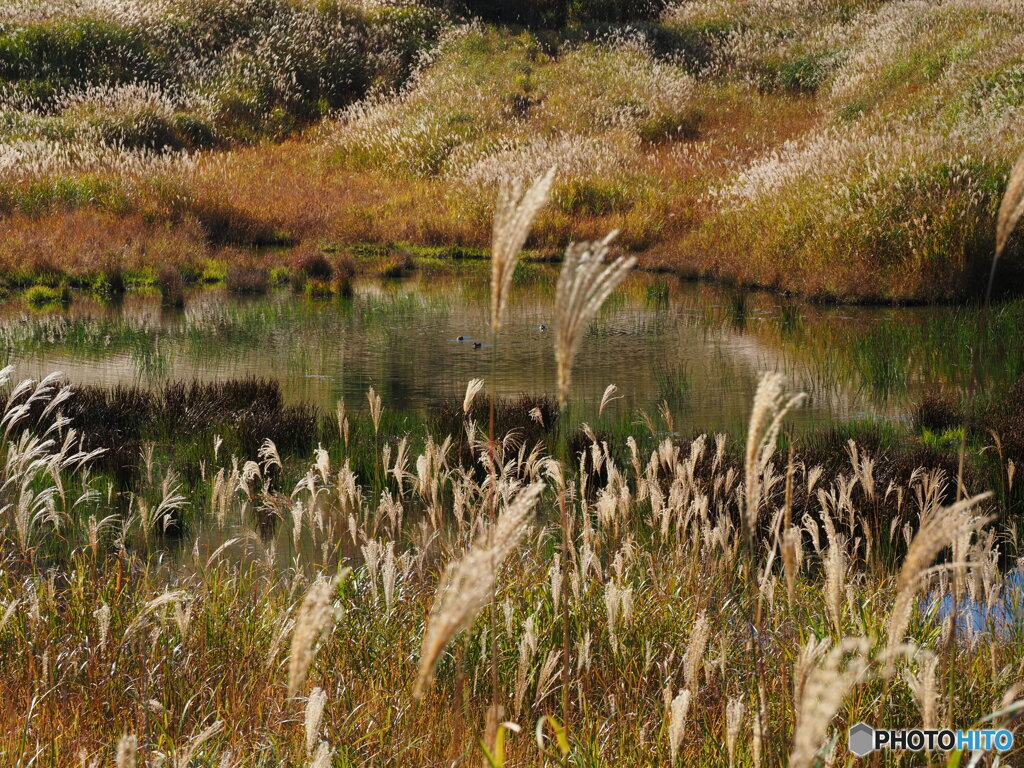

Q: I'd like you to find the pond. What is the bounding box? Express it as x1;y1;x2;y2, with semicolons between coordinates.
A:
0;263;1018;435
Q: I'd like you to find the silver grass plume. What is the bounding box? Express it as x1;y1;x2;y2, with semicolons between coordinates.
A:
304;687;327;754
367;387;383;435
996;147;1024;262
309;742;332;768
288;571;348;697
175;720;223;768
0;600;18;633
788;637;871;768
726;698;745;768
683;611;710;693
744;373;804;546
599;384;622;416
122;589;189;642
491;167;556;332
904;651;939;731
668;688;691;762
554;232;636;407
886;493;990;655
413;481;544;698
94;602;111;650
987;146;1024;301
115;735;137;768
463;378;485;415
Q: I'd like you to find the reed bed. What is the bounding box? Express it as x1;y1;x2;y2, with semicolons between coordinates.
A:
1;158;1023;761
1;362;1023;766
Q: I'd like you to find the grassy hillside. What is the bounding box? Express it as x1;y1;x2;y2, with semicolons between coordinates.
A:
1;0;1024;301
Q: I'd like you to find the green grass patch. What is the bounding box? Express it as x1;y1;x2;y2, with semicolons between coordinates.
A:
24;283;72;307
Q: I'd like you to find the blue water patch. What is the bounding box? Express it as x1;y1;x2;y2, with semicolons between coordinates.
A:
930;569;1024;635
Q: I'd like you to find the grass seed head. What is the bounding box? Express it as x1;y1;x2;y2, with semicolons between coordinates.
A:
288;573;346;697
413;481;543;698
490;167;555;333
887;493;991;654
996;146;1024;260
554;231;636;407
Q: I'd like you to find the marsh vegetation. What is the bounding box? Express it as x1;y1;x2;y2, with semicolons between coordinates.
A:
3;2;1024;767
0;164;1023;767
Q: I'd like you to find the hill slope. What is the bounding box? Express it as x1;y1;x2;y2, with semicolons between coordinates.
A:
1;0;1023;301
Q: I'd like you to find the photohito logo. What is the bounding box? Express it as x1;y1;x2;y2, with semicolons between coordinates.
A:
848;722;1014;756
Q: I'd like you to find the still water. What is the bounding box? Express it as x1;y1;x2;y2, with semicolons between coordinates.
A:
0;264;1011;434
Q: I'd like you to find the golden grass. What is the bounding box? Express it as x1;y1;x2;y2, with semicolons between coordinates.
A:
0;81;827;292
1;374;1021;765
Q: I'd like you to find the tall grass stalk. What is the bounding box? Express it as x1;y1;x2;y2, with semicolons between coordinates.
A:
413;482;543;699
485;167;554;732
551;230;635;728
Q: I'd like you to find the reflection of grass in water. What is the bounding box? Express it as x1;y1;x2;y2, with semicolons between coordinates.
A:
600;288;628;315
729;292;1024;402
10;282;1024;419
656;364;692;415
184;298;294;349
0;315;167;359
0;289;466;385
646;280;669;308
131;338;170;380
840;301;1024;399
849;327;909;398
511;262;556;288
778;302;802;339
727;291;748;331
450;264;555;305
356;290;455;327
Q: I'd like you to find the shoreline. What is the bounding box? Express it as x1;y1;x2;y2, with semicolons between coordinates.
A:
0;230;1010;309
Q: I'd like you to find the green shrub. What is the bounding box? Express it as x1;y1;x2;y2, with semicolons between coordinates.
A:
376;252;413;279
646;21;738;71
0;176;125;215
637;106;703;143
24;283;72;307
776;51;838;93
0;18;164;95
269;266;291;286
84;265;126;296
176;261;205;285
304;279;334;299
555;179;631;215
920;425;965;452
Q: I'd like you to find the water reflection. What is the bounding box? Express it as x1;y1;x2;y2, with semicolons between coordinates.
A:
0;268;1010;434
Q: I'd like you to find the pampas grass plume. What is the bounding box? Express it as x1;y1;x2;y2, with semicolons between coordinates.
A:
288;571;348;697
554;231;636;407
491;167;556;332
413;482;543;698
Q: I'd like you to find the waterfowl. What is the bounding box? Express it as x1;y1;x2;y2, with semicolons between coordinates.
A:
457;335;466;341
539;324;548;331
473;341;483;348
